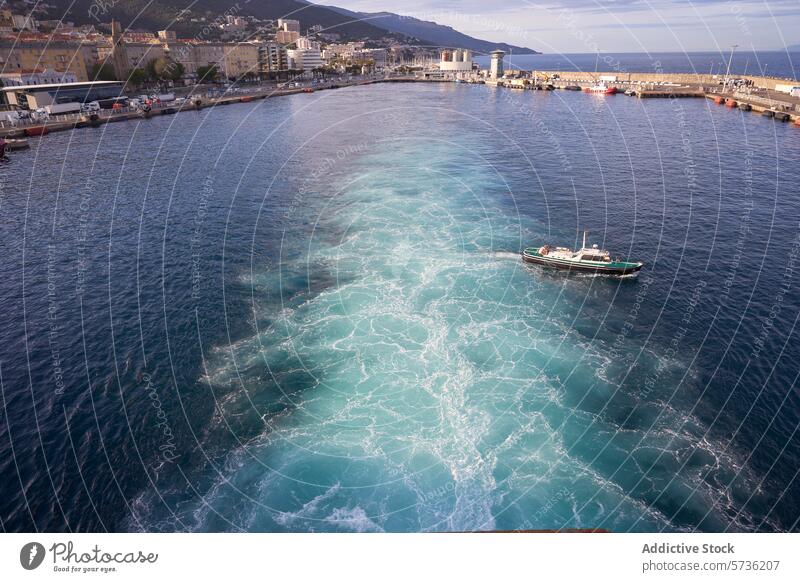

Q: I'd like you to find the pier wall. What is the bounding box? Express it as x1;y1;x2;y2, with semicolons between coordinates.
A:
538;71;797;90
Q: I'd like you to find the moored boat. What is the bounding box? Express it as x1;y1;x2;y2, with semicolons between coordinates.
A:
522;231;643;275
584;83;617;94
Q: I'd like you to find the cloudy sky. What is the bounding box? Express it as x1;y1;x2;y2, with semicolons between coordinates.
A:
330;0;800;52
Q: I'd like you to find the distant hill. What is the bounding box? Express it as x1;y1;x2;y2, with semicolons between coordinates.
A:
40;0;412;40
787;44;800;51
39;0;538;52
323;6;539;55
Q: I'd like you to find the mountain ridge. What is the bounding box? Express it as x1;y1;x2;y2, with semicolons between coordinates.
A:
320;5;539;54
38;0;538;53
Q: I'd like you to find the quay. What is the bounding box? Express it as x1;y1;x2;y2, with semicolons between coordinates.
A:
0;77;418;140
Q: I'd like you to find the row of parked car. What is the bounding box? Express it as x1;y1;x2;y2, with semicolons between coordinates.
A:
3;93;180;125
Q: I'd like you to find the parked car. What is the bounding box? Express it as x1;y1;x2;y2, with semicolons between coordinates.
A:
81;101;100;113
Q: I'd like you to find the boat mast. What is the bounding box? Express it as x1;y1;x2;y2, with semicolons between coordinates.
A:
583;230;587;249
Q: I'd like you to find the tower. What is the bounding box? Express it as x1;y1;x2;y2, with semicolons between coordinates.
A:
490;50;505;79
110;19;130;80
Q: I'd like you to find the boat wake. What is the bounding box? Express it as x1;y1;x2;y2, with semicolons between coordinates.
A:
128;143;774;533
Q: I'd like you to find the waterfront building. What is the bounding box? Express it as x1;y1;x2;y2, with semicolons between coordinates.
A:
490;49;505;79
157;30;177;42
163;42;198;76
189;43;226;77
97;42;165;74
0;80;124;108
222;42;260;80
287;48;324;72
0;68;77;86
0;40;90;81
258;42;289;77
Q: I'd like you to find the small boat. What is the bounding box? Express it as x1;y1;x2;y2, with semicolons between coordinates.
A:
584;83;617;95
714;95;724;105
4;138;30;150
624;89;636;96
739;103;752;111
239;96;254;102
774;111;790;122
762;109;774;118
725;98;737;108
522;231;643;275
563;85;582;91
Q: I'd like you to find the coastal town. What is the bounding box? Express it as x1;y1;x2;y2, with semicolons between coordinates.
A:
1;4;799;148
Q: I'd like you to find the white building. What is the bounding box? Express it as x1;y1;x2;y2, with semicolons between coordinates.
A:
439;48;472;72
296;37;320;51
0;68;77;87
287;48;324;71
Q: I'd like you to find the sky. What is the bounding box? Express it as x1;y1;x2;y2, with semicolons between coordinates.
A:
329;0;800;53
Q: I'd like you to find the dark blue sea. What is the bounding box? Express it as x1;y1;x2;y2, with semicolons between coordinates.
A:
1;78;799;532
474;51;800;80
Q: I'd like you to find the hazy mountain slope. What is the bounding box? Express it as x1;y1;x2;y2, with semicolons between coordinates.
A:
322;6;539;54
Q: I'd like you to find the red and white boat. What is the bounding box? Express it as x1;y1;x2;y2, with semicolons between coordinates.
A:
584;83;617;95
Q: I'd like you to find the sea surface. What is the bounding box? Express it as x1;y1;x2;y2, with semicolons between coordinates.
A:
473;51;800;80
1;80;799;532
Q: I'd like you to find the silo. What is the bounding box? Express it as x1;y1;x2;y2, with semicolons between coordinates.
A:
462;50;471;62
